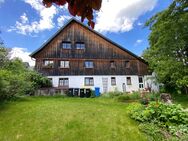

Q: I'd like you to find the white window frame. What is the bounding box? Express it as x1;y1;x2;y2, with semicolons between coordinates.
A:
85;77;94;86
126;77;132;85
59;78;69;86
76;42;85;49
44;60;54;67
138;76;144;89
62;42;71;49
60;61;69;68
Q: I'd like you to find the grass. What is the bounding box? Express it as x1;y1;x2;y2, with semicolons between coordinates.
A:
172;94;188;108
0;97;147;141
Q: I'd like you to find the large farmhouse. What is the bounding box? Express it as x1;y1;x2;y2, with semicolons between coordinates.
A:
30;18;158;93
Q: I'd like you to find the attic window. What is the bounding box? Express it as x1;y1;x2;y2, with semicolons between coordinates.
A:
61;42;71;49
76;42;85;49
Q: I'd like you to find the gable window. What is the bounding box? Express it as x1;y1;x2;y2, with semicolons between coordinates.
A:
85;77;94;86
60;61;69;68
44;60;54;67
110;61;116;68
111;77;116;85
61;42;71;49
85;61;94;68
126;77;132;85
125;61;130;68
76;42;85;49
59;78;69;86
138;76;144;89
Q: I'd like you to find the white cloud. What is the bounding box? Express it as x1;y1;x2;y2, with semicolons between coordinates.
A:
137;22;143;26
135;39;143;46
9;47;35;66
57;15;72;27
95;0;157;33
8;0;58;35
0;0;4;4
20;13;29;24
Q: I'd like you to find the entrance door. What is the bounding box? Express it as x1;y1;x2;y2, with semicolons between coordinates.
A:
102;78;108;93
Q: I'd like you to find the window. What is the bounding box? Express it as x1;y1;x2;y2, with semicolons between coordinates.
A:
111;77;116;85
85;77;94;86
125;61;130;68
44;60;54;67
61;42;71;49
85;61;94;68
139;76;144;89
110;61;116;68
59;78;69;86
126;77;132;85
76;42;85;49
60;61;69;68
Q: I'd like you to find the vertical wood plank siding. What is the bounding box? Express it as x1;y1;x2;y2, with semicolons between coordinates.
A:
34;21;149;76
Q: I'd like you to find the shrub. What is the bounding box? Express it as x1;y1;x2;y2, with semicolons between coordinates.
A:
139;123;164;141
116;95;130;102
128;102;188;139
140;98;149;105
129;92;141;100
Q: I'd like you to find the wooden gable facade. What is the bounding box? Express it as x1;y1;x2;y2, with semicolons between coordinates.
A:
31;19;149;76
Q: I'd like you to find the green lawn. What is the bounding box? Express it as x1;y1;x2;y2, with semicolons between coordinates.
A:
172;94;188;108
0;97;147;141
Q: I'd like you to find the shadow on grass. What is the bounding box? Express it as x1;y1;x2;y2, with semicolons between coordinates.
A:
0;96;32;111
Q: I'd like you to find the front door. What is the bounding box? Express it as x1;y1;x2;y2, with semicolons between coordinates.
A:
102;78;108;93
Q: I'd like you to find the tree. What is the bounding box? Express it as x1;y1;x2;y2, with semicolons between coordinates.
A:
143;0;188;94
0;47;52;100
42;0;102;28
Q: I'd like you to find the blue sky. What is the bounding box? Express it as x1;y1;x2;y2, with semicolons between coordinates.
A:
0;0;172;65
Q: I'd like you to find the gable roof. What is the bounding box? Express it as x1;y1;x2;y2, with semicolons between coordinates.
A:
30;18;147;64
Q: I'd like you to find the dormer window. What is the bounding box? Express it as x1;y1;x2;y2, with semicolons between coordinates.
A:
76;42;85;49
85;61;94;68
61;42;71;49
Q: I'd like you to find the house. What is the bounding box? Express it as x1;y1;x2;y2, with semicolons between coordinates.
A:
30;18;158;93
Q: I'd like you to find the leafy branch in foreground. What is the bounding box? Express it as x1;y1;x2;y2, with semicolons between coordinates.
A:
42;0;102;28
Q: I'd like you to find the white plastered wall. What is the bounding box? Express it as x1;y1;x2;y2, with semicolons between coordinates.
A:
48;75;159;93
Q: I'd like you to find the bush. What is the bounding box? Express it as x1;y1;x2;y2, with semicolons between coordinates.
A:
0;70;26;100
128;102;188;139
116;95;130;102
139;123;164;141
129;92;141;100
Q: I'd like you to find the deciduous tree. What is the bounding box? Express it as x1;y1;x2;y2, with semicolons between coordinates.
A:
143;0;188;94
